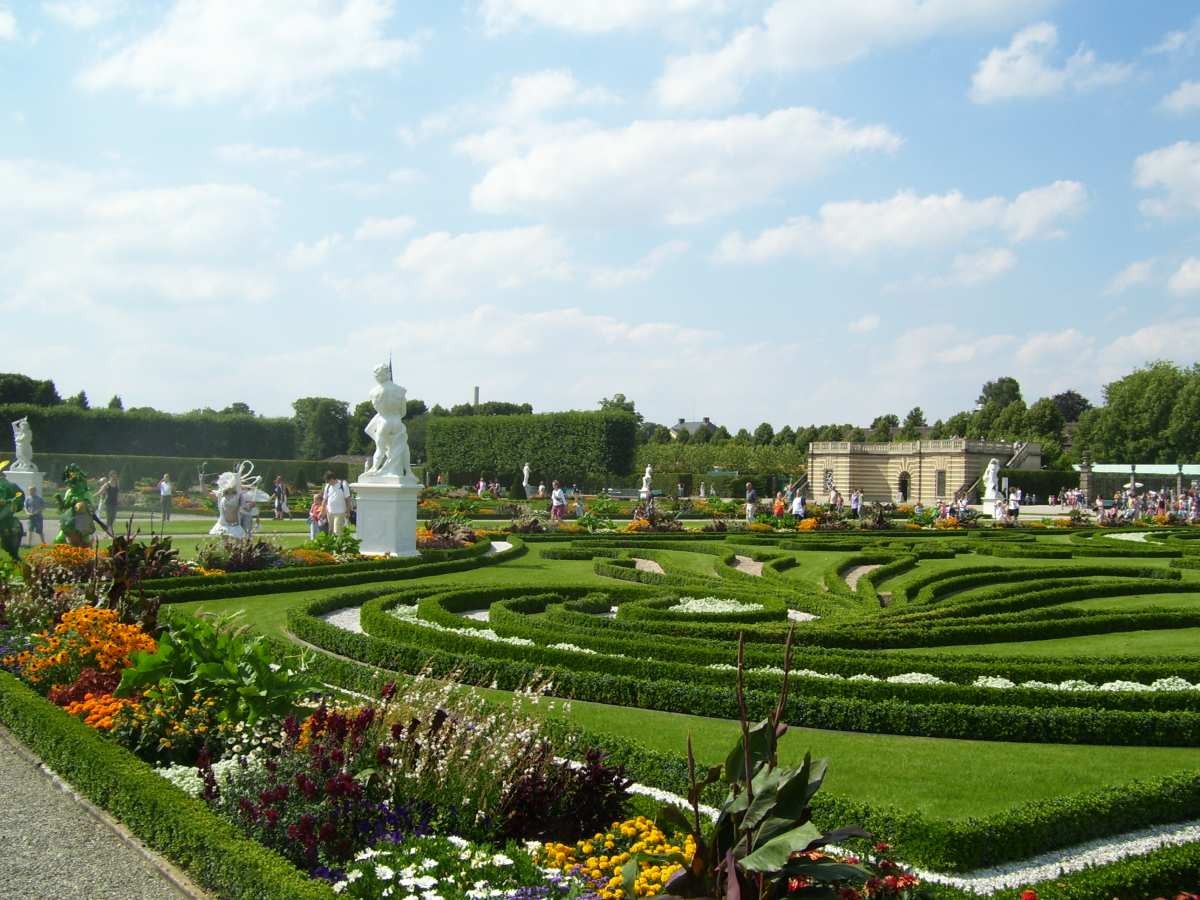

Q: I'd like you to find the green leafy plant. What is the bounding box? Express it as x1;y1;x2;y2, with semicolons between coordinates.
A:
304;527;362;556
578;496;619;533
116;612;316;724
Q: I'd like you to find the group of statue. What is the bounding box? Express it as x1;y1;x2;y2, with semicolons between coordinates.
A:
209;460;272;539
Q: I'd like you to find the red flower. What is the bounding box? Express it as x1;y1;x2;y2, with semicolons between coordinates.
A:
1020;891;1038;900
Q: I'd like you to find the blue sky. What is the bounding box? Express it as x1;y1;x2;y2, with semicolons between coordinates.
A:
1;1;1198;431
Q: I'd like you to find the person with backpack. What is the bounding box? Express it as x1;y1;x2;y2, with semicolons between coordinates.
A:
323;471;352;535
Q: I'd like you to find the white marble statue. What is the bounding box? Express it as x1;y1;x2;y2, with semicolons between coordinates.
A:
10;417;35;472
699;482;706;498
522;462;532;499
209;461;269;538
640;464;653;499
362;363;416;483
982;457;1001;501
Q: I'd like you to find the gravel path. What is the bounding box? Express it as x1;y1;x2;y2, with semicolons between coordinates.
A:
787;609;820;622
0;727;200;900
487;540;514;555
633;557;665;575
1104;531;1151;543
733;555;764;576
322;606;364;634
844;564;882;592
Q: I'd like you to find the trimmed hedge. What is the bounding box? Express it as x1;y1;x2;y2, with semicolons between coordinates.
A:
0;672;332;899
32;452;347;491
426;411;636;484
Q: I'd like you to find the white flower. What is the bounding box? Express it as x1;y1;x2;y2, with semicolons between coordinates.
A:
332;883;347;894
548;642;598;654
886;672;945;685
491;852;514;867
375;864;396;880
446;836;469;848
972;676;1015;689
413;875;438;890
670;596;764;615
847;673;881;682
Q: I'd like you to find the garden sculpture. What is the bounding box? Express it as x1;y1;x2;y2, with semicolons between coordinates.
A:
53;463;104;546
982;457;1001;501
0;470;23;558
362;362;416;483
522;462;532;498
209;461;270;539
640;464;653;499
10;417;34;472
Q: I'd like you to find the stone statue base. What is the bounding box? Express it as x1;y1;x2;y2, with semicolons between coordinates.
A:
5;469;43;503
351;475;421;557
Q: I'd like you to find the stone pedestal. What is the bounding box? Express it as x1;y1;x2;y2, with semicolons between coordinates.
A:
5;469;43;503
351;475;421;557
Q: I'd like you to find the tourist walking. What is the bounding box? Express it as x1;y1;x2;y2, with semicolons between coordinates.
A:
550;480;567;520
98;470;120;531
308;492;326;539
790;491;806;521
745;482;757;522
24;485;44;545
850;489;862;519
272;475;289;520
157;473;173;522
323;471;352;535
772;492;786;517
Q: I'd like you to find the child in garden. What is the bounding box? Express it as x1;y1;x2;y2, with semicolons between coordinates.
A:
308;492;326;539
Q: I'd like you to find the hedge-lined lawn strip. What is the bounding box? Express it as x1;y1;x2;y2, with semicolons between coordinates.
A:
544;697;1200;821
906;627;1200;658
1052;592;1200;613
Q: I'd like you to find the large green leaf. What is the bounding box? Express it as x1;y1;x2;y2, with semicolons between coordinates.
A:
723;719;773;785
738;822;824;873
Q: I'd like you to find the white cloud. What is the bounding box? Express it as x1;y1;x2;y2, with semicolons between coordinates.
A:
654;0;1050;111
970;22;1132;103
467;107;901;225
1149;17;1200;56
78;0;422;107
287;234;342;269
1105;319;1200;375
394;225;572;297
589;240;688;289
848;314;880;334
1134;141;1200;218
1104;260;1154;295
43;0;125;29
387;168;424;185
1161;80;1200;115
888;247;1016;292
1168;258;1200;296
215;143;365;171
354;215;416;240
479;0;727;35
716;181;1084;264
0;159;279;308
1016;328;1093;367
0;5;16;39
500;69;619;121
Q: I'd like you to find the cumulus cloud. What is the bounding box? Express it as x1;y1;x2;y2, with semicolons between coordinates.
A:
1016;328;1094;367
1134;141;1200;218
1168;258;1200;296
1160;80;1200;115
393;225;572;297
970;22;1132;103
78;0;422;107
0;5;16;39
500;69;619;121
43;0;125;29
478;0;727;35
354;216;416;241
1104;260;1154;295
589;240;688;289
848;314;880;334
1149;17;1200;56
887;247;1017;292
466;107;901;225
0;159;278;308
653;0;1050;111
716;181;1084;264
286;234;342;269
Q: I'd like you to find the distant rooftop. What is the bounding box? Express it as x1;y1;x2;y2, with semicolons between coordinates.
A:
669;416;718;437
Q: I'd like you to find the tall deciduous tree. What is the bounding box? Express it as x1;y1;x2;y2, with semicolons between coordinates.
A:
898;407;926;439
753;422;775;445
1051;389;1091;423
107;395;124;410
868;414;898;442
977;377;1022;409
292;397;350;459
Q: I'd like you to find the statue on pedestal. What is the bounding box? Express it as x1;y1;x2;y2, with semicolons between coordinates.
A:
10;418;35;472
982;457;1001;501
522;462;532;499
640;464;653;499
362;363;416;483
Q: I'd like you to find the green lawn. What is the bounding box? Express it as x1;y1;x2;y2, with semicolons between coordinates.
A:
169;540;1200;823
906;627;1200;658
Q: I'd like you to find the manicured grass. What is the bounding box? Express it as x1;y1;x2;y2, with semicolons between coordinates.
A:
906;627;1200;658
1054;592;1200;613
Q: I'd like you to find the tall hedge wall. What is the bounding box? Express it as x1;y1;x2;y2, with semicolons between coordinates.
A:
635;442;806;476
426;412;636;484
27;453;348;489
1000;468;1080;497
0;404;296;458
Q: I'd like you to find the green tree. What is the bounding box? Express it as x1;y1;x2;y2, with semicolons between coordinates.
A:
848;427;867;442
1025;397;1065;441
220;402;255;416
978;376;1022;409
292;397;350;459
651;424;672;443
107;395;124;411
1168;369;1200;462
898;406;926;439
773;424;795;446
598;393;642;425
1051;389;1091;423
989;399;1027;439
869;414;898;442
927;419;946;439
753;422;775;445
943;411;973;438
675;428;691;444
734;428;752;445
347;400;375;456
692;426;713;444
712;425;732;442
0;373;60;405
1086;361;1186;462
66;390;90;409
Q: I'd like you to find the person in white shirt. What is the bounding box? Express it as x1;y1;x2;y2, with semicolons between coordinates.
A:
158;473;173;522
790;492;806;520
323;470;352;534
550;480;567;520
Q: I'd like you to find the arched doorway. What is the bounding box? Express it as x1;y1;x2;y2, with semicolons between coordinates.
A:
897;471;911;502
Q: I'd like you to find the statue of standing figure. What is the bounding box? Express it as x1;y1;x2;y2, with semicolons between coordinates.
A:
10;418;34;472
522;462;532;499
640;464;653;499
362;363;417;483
982;457;1001;501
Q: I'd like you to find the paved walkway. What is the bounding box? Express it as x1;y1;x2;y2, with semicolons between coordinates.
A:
733;555;764;576
0;726;201;900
